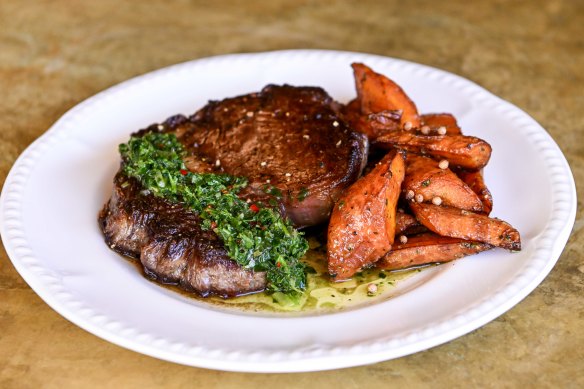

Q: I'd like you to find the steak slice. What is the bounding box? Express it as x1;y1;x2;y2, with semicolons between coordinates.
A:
169;84;369;227
100;85;368;297
99;173;267;297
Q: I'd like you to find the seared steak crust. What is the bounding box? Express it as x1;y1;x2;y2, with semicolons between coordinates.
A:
99;173;267;297
167;85;369;227
100;85;368;297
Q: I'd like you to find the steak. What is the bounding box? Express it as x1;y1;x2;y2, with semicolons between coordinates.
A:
99;85;369;297
99;174;267;297
173;84;369;227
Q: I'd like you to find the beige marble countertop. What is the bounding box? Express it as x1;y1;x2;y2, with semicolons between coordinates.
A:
1;1;582;387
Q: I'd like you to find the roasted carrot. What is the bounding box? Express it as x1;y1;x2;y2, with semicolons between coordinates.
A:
341;99;400;140
409;203;521;251
456;169;494;215
375;131;492;170
420;114;494;213
377;233;492;270
395;212;424;235
404;154;484;212
420;113;462;135
352;63;421;128
327;149;405;281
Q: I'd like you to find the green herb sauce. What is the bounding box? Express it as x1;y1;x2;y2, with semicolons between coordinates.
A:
119;132;308;297
210;237;420;314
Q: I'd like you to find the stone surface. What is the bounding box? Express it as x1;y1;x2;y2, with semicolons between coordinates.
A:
0;1;582;387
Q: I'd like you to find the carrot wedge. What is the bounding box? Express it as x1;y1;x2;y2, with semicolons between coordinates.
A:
456;169;494;215
341;99;400;140
420;114;493;212
395;212;423;235
352;63;421;128
327;149;405;281
409;203;521;251
377;233;492;270
404;154;484;212
421;113;462;135
375;131;492;170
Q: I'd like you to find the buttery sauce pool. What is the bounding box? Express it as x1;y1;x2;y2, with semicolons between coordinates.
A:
210;241;420;314
167;236;422;315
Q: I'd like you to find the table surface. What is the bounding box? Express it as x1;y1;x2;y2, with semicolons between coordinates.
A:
1;1;582;387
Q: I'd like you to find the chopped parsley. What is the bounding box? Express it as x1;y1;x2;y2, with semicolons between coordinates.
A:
119;132;308;297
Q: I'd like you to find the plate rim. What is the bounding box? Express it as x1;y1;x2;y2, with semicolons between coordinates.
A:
0;49;577;372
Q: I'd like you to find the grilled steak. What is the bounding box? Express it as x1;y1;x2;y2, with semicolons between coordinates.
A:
99;173;267;297
173;84;369;227
99;85;369;297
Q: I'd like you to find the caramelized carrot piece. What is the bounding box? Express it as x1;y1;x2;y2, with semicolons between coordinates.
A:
404;154;484;212
378;233;492;270
421;113;462;135
375;131;492;170
456;169;494;215
341;99;400;140
421;114;493;213
410;203;521;251
352;63;421;128
395;212;422;235
327;150;405;281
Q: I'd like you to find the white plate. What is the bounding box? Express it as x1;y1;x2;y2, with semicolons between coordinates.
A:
0;50;576;372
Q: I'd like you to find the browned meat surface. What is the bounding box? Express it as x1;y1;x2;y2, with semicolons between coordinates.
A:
100;85;369;297
172;85;369;227
99;174;267;297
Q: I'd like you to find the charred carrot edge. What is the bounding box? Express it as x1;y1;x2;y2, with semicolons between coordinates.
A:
409;202;521;251
420;113;462;136
395;212;419;235
352;63;421;128
456;169;494;215
375;131;492;170
341;99;400;140
377;233;492;270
